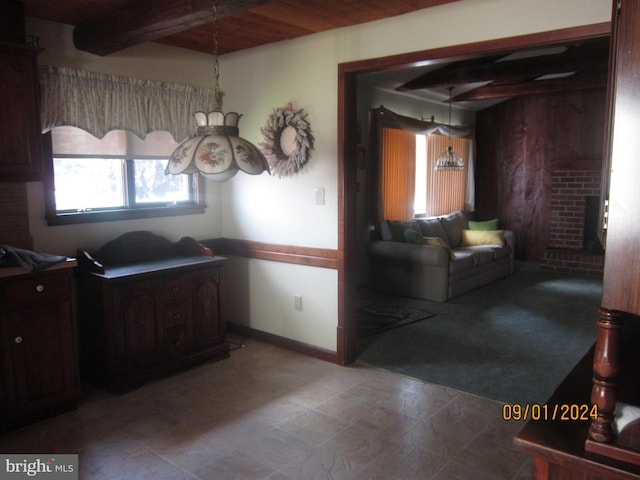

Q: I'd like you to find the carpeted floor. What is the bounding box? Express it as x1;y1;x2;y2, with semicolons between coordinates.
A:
357;302;435;338
356;262;603;405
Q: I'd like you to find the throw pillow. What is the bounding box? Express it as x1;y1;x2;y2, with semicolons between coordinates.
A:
468;218;499;231
461;229;505;246
403;228;425;244
439;210;468;248
418;217;450;244
424;236;456;259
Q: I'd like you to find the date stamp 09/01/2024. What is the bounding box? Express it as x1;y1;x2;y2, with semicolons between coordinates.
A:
502;403;599;422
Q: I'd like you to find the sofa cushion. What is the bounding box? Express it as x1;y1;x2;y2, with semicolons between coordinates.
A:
468;218;499;230
449;252;475;274
379;221;403;241
417;217;450;244
461;229;505;246
440;211;468;248
492;244;511;260
470;250;495;266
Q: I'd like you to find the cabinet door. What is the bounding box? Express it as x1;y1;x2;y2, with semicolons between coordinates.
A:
7;302;79;413
0;44;43;181
0;314;16;421
115;281;160;366
192;268;224;347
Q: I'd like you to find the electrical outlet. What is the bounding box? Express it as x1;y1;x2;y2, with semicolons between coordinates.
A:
315;187;325;206
294;295;303;311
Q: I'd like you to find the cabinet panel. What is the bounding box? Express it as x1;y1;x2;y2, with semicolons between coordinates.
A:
0;42;43;181
9;302;78;412
601;0;640;316
192;268;224;347
115;281;160;366
0;263;79;431
0;316;15;412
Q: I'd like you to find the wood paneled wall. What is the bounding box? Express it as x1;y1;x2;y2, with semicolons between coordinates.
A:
474;89;607;261
0;183;33;250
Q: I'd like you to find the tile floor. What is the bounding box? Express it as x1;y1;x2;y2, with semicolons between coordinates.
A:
0;334;532;479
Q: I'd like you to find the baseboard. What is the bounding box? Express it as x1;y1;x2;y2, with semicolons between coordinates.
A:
227;322;338;364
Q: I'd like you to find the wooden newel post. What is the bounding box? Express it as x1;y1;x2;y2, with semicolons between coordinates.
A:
589;307;622;443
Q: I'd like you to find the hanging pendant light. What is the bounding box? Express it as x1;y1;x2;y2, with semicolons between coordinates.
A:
165;2;269;182
434;87;464;171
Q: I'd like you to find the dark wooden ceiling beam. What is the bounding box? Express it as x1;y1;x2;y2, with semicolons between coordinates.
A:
451;70;608;101
73;0;273;56
398;41;609;91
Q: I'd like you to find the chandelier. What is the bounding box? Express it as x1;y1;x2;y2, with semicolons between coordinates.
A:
165;2;269;182
434;87;464;171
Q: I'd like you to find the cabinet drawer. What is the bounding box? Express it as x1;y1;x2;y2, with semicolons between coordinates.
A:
1;273;70;307
163;275;187;301
164;303;190;328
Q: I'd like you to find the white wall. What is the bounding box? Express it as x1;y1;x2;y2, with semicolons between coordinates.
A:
24;0;611;353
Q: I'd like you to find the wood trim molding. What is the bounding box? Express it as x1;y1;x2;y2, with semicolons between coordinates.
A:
227;322;338;364
203;237;339;269
338;22;611;76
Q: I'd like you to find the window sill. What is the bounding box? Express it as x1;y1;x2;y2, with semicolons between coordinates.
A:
46;205;206;226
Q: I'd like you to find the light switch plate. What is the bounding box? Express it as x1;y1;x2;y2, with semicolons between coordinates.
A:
315;187;325;206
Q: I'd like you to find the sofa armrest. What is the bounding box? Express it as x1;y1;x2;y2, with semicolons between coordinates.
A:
367;241;449;267
504;230;515;255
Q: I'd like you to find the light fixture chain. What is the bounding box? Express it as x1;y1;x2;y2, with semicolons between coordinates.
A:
212;1;224;110
447;86;453;145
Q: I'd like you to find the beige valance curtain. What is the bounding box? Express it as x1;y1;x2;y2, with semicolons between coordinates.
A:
39;65;215;142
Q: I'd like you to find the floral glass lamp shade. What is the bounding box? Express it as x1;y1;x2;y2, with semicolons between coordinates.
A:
435;145;464;171
166;111;270;182
165;1;269;182
434;86;464;171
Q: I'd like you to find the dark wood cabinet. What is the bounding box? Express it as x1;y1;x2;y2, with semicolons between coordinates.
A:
0;262;80;432
515;1;640;478
0;41;43;181
77;256;229;392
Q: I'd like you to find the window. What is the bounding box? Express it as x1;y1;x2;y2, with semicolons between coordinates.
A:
44;127;205;225
380;127;471;221
414;133;471;218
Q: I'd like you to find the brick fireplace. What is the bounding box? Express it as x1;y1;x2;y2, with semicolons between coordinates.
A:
539;169;605;276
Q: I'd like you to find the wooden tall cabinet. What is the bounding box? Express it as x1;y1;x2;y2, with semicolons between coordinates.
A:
0;40;43;181
586;0;640;462
0;262;80;432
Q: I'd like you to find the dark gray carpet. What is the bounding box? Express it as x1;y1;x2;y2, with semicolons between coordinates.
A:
357;302;435;338
357;262;602;405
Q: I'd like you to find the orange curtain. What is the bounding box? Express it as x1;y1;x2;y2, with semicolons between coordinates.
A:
381;128;416;220
424;134;470;217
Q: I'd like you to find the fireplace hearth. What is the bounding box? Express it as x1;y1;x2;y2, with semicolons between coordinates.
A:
540;169;604;276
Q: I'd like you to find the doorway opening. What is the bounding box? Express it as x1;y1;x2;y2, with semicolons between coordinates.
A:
336;22;611;365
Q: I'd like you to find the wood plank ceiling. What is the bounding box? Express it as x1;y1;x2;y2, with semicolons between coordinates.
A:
21;0;609;106
22;0;458;55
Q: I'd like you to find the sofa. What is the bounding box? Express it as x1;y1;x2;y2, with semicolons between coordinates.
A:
367;210;514;302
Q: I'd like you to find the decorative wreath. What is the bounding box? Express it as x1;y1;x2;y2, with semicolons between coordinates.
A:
260;103;314;178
